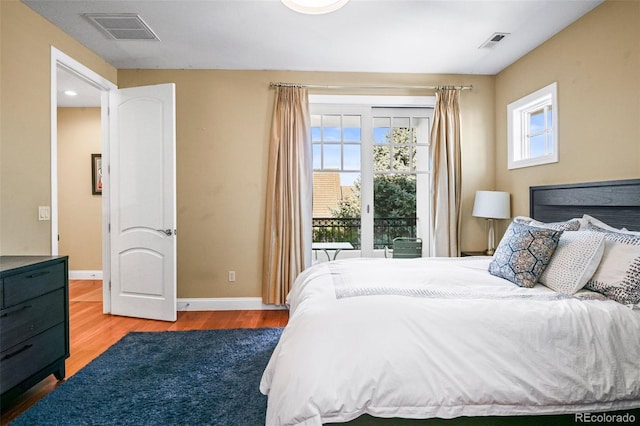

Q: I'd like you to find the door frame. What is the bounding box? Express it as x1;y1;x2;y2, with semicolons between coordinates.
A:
309;95;436;257
50;47;117;313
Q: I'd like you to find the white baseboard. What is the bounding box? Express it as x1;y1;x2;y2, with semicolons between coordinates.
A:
69;270;103;280
67;276;285;312
177;297;287;311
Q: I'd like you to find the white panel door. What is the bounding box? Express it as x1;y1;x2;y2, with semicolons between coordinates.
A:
109;83;176;322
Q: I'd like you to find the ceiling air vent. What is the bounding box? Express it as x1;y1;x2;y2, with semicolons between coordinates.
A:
479;32;510;49
84;13;160;41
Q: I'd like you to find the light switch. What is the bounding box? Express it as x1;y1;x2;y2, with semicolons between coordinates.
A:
38;206;51;221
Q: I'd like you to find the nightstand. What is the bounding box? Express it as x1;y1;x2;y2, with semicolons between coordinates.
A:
460;251;490;257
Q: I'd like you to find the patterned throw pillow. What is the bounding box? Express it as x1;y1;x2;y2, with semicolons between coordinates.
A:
514;216;582;231
539;231;605;294
582;223;640;305
489;221;562;288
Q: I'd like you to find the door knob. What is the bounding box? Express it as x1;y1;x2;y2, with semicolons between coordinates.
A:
157;229;173;236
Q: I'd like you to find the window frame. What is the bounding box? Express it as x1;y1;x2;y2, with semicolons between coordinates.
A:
309;95;435;257
507;82;558;170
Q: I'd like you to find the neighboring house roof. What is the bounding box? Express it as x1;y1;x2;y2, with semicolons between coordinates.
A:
313;172;348;218
341;185;354;202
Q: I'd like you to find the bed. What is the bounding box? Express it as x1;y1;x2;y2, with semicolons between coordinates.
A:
260;179;640;425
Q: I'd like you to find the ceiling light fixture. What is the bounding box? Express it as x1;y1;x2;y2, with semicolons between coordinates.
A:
64;90;78;97
281;0;349;15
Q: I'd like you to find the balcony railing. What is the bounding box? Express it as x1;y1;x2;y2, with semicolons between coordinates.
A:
312;217;417;250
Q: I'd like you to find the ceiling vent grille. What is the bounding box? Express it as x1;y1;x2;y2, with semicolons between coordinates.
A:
84;13;160;41
479;32;509;49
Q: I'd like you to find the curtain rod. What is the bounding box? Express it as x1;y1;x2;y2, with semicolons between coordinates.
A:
269;82;472;91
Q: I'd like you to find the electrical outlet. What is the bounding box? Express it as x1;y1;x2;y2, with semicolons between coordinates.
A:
228;271;236;282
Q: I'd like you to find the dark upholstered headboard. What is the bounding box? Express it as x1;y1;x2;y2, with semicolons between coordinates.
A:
529;179;640;232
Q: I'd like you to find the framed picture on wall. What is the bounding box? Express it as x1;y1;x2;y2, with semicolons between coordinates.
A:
92;153;102;195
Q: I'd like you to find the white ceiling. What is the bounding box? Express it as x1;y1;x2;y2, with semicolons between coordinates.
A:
29;0;603;106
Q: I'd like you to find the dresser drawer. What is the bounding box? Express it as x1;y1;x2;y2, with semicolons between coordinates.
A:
0;322;67;392
0;288;65;350
3;262;65;306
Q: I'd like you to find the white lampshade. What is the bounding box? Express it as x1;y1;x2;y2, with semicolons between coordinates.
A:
472;191;511;219
281;0;349;14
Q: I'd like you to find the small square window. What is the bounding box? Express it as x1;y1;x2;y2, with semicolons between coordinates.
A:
507;82;558;169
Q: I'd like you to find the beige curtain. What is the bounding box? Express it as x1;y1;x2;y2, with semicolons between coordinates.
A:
262;86;313;305
430;88;462;257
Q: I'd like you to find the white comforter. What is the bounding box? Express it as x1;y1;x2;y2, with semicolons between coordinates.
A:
260;257;640;426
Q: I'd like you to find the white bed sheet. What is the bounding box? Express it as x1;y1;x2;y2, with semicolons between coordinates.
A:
260;257;640;426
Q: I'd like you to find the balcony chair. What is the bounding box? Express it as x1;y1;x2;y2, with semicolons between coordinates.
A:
385;237;423;259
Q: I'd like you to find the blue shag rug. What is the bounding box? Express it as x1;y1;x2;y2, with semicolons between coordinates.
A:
11;328;283;426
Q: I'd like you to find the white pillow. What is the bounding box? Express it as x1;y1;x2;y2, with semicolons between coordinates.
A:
513;216;582;231
539;231;605;294
582;223;640;305
581;214;640;235
581;214;623;232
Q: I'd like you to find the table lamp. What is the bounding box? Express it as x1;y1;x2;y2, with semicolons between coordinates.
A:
472;191;511;255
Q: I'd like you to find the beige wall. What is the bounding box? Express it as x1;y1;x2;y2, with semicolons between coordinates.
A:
0;0;116;254
495;0;640;218
1;0;493;300
118;70;495;298
11;0;633;301
57;108;102;270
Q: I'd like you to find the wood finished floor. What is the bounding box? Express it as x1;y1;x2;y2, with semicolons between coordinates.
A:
0;280;289;425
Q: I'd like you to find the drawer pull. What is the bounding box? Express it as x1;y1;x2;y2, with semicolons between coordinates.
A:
1;344;33;361
26;270;51;279
0;304;32;318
